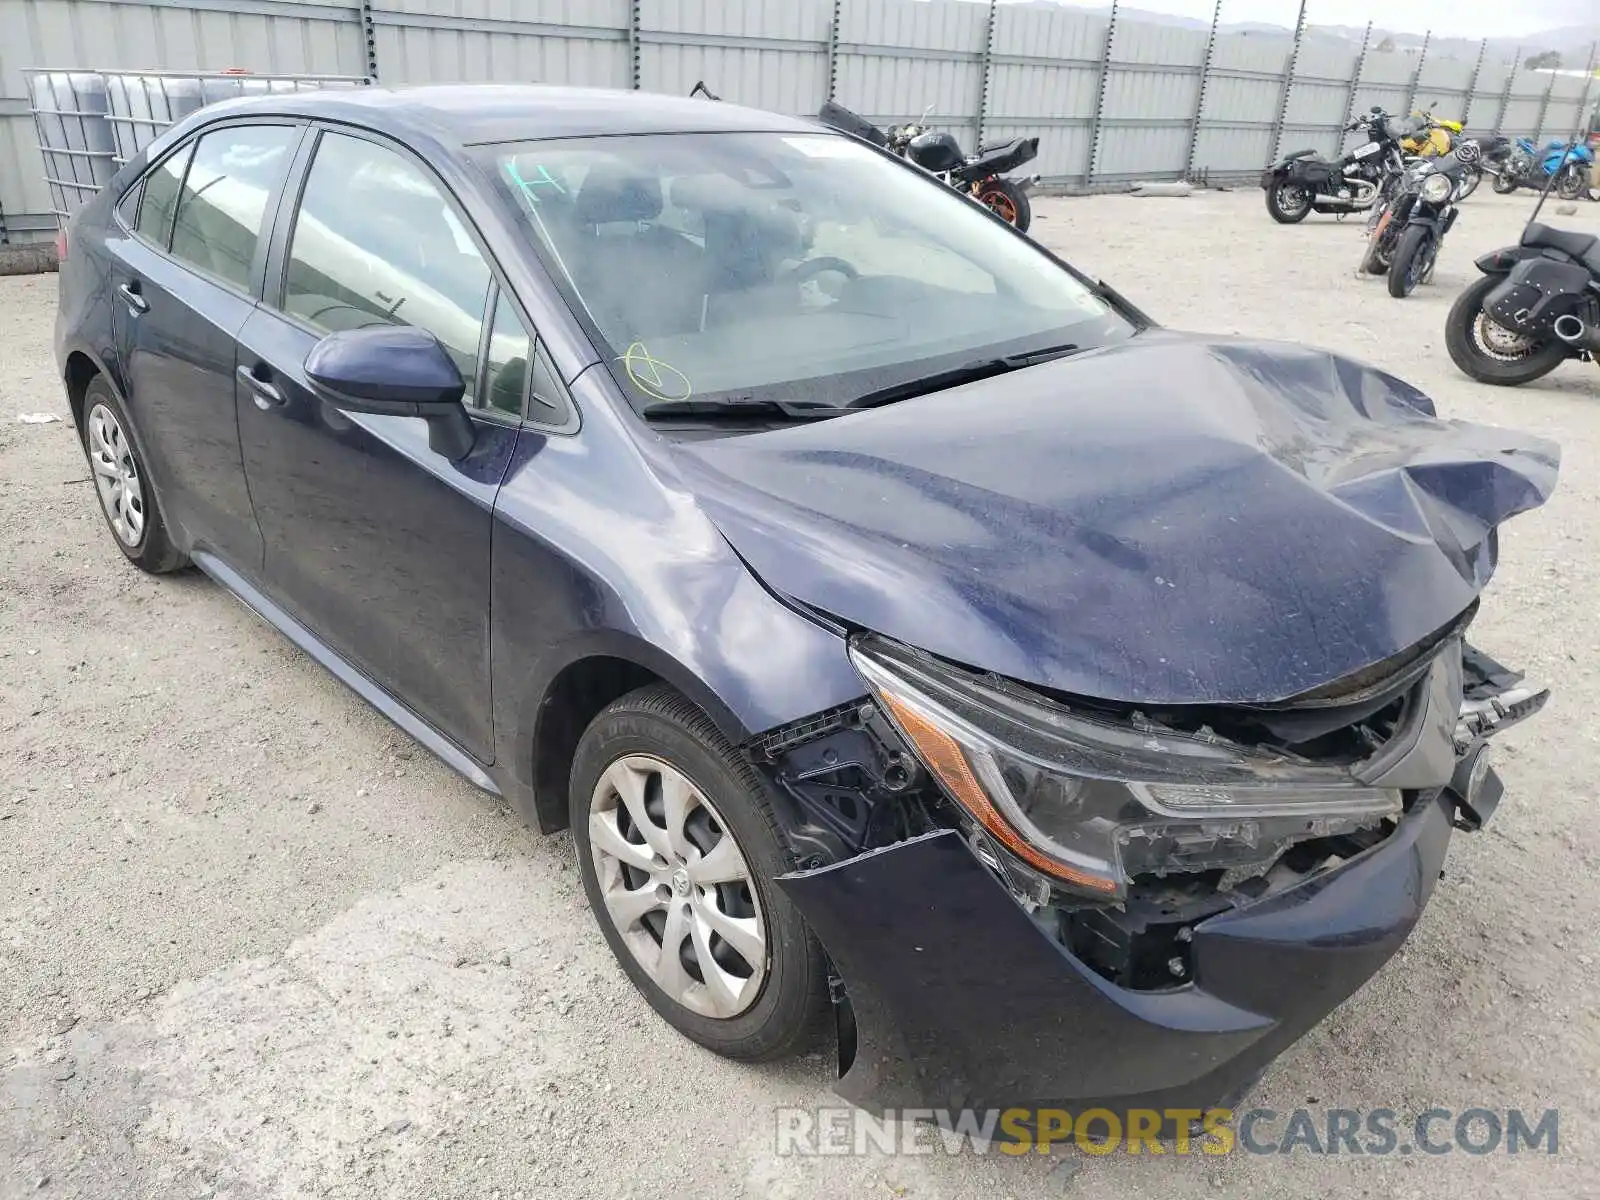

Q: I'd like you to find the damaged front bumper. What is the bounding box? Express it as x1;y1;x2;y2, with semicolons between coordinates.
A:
767;637;1546;1117
779;791;1456;1115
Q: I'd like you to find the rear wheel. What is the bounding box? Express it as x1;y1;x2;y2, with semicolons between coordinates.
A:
1266;181;1312;223
79;377;187;574
1445;274;1569;386
976;177;1031;232
1491;169;1519;194
1387;225;1434;298
570;684;829;1061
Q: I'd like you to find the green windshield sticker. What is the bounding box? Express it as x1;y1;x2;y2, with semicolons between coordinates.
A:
620;343;693;402
504;161;566;204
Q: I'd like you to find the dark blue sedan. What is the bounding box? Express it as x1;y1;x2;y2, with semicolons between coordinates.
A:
56;83;1558;1122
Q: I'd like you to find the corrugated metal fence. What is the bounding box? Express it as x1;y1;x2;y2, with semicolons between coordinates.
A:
3;0;1597;243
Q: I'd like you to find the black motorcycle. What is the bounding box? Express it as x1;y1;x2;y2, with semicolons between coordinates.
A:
1362;141;1481;298
817;100;1040;231
1445;220;1600;385
1261;107;1414;224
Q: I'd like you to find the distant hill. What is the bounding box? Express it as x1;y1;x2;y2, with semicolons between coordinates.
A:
1019;3;1600;67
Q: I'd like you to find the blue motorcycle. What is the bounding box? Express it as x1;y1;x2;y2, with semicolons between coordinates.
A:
1490;136;1593;200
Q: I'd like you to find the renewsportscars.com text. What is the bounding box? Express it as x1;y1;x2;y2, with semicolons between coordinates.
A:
774;1106;1559;1157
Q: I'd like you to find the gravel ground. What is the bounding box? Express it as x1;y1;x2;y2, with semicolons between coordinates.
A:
2;187;1599;1200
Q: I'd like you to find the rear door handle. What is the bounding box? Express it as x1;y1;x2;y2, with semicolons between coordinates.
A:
236;364;286;409
116;282;148;314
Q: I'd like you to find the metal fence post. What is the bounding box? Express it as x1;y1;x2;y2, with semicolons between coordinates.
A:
1463;38;1487;129
1183;0;1222;181
976;0;997;148
1404;30;1430;116
359;0;378;82
1268;0;1308;166
1085;0;1119;187
1494;48;1520;135
1534;59;1558;138
826;0;842;103
1340;21;1371;148
628;0;642;90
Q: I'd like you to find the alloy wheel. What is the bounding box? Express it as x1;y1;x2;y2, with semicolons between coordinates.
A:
1275;186;1310;218
1472;312;1542;362
86;402;145;546
587;755;768;1019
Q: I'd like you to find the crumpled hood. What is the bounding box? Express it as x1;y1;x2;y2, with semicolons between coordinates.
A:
669;334;1558;705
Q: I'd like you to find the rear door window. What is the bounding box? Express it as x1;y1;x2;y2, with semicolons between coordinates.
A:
281;130;492;405
133;142;192;248
168;125;298;290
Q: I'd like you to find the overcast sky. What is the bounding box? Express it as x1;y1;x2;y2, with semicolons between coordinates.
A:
1052;0;1596;38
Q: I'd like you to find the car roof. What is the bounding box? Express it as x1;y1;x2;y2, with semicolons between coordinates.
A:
199;83;820;146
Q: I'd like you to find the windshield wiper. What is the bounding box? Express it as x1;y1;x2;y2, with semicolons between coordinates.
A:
640;398;851;421
846;343;1081;410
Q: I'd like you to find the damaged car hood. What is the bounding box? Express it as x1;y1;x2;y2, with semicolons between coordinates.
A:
668;334;1558;705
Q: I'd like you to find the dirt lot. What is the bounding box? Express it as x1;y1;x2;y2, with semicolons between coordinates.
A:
3;188;1599;1200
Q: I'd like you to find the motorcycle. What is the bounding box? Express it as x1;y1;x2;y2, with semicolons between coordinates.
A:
1361;141;1481;298
817;100;1041;231
1490;136;1594;200
1401;106;1463;158
1260;106;1414;224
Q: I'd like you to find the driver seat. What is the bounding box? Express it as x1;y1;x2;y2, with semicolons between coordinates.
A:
1521;222;1600;271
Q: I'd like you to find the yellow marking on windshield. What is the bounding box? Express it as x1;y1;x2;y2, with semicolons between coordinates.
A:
621;343;693;402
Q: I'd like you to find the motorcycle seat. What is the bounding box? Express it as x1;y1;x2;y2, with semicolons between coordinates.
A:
1284;149;1318;160
1521;222;1599;265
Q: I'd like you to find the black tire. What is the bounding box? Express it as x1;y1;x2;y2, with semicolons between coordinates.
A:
77;376;187;574
1492;169;1519;195
1387;225;1433;298
1444;274;1570;386
570;683;829;1062
1359;214;1394;275
1456;167;1481;200
1266;181;1312;224
976;177;1031;232
1556;165;1585;201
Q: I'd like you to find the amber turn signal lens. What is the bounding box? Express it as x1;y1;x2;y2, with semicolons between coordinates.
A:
875;690;1118;895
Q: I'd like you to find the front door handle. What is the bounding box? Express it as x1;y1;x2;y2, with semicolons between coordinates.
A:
116;282;149;314
236;364;286;410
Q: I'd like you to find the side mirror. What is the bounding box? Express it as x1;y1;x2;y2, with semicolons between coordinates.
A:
1371;105;1383;114
305;325;476;460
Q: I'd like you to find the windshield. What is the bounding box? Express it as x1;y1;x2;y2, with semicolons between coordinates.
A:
481;131;1132;414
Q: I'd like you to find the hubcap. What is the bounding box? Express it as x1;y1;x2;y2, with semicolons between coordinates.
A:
1472;311;1541;362
1277;186;1309;215
86;403;145;547
588;755;767;1018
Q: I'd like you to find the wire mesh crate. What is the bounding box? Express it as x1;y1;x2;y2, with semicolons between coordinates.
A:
26;69;369;228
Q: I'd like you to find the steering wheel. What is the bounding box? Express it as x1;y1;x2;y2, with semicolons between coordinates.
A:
779;256;859;287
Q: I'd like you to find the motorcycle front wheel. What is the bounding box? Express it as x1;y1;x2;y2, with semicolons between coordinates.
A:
1266;182;1312;224
1491;170;1519;194
1556;166;1585;201
1388;225;1435;298
1456;168;1481;200
975;177;1031;232
1445;275;1569;386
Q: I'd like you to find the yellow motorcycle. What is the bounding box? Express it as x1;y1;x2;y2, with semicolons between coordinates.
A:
1402;110;1463;158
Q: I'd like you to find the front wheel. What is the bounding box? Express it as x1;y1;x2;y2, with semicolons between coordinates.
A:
1387;225;1435;298
1266;181;1312;223
1456;167;1481;200
1445;274;1570;386
1556;165;1585;201
571;684;829;1061
1491;169;1519;194
975;177;1031;232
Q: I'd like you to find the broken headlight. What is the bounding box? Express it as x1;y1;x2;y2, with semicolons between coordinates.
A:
848;636;1400;901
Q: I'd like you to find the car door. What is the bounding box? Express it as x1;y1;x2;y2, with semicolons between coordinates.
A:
234;126;527;764
108;122;303;572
